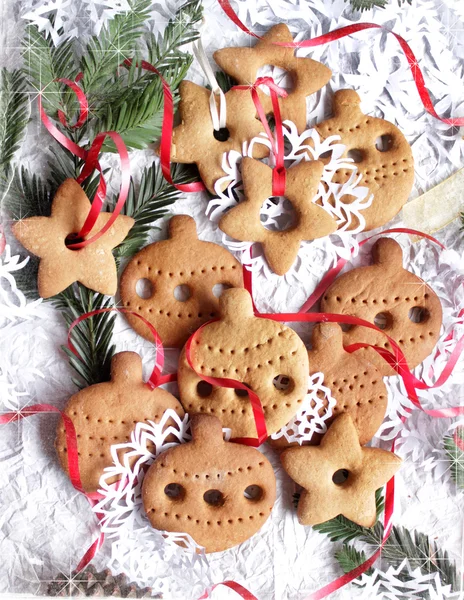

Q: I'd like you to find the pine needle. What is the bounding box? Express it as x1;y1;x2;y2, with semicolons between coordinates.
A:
335;544;372;576
52;284;116;388
444;428;464;489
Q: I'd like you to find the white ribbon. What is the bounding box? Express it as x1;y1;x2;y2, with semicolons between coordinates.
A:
192;38;227;131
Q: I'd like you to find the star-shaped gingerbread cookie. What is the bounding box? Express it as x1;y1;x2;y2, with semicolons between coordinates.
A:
219;158;337;275
12;178;134;298
170;81;269;194
281;414;401;527
214;24;332;133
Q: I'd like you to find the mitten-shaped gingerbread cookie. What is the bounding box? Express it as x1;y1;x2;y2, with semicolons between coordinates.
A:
56;352;184;493
281;414;401;527
270;322;388;449
169;81;269;193
119;215;244;348
316;90;414;231
321;238;442;376
214;24;332;134
142;415;276;553
219;158;337;275
12;179;134;298
178;288;309;439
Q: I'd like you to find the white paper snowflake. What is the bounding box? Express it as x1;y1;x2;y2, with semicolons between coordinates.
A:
270;373;336;444
206;122;372;283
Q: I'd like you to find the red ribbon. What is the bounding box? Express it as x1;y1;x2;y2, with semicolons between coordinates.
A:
123;59;206;193
184;320;268;446
38;78;130;250
218;0;464;128
198;580;259;600
233;77;287;195
453;427;464;452
0;224;6;255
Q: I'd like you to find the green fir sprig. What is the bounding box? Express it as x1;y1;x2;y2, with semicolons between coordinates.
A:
444;427;464;489
51;284;116;389
314;488;460;590
345;0;411;11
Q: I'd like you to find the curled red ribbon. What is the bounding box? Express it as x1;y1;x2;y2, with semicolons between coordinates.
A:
218;0;464;128
233;77;288;196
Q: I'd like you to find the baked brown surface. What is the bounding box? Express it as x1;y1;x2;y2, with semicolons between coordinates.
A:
320;237;443;376
142;414;276;553
56;352;184;493
219;158;337;275
315;90;414;231
119;215;244;348
169;81;270;193
214;23;332;133
177;288;309;439
12;178;134;298
281;413;401;527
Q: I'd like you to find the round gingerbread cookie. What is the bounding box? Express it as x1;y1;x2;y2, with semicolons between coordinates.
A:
142;414;276;553
119;215;244;348
177;288;309;439
315;90;414;231
320;238;443;376
269;323;388;449
56;352;184;493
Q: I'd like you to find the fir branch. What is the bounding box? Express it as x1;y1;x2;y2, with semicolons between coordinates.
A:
113;163;193;260
444;427;464;488
335;544;372;576
215;71;235;94
0;69;30;185
3;166;53;219
21;24;77;116
345;0;411;10
145;0;203;72
52;284;116;388
80;0;151;101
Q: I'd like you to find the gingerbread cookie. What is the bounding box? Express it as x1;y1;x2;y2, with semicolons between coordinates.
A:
281;414;402;527
270;322;388;449
142;414;276;553
214;24;332;133
321;238;443;376
119;215;244;348
315;90;414;231
177;288;309;439
219;158;337;275
56;352;184;493
169;81;269;194
12;179;134;298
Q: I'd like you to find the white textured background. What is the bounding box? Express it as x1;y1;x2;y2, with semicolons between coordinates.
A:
0;0;464;598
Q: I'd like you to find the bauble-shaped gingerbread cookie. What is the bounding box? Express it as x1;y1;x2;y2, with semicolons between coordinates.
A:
315;90;414;231
270;322;388;448
142;415;276;553
321;238;442;376
56;352;184;493
177;288;309;439
119;215;244;348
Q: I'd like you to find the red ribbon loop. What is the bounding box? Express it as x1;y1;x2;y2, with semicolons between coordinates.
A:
233;76;287;196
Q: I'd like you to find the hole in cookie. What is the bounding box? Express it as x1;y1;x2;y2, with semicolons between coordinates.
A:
244;485;263;501
260;197;297;232
374;312;392;330
196;381;213;397
174;284;191;302
164;483;185;500
272;374;293;393
340;322;353;333
375;134;394;152
235;384;251;398
257;65;293;93
347;149;364;163
203;489;225;507
332;469;350;485
213;127;230;142
65;233;86;248
408;306;430;324
212;283;232;298
136;278;154;299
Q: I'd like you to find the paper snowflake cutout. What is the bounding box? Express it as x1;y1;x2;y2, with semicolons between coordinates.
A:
206;122;372;283
270;373;336;444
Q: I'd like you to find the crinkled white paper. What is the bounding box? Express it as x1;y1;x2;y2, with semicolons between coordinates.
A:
1;0;464;598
